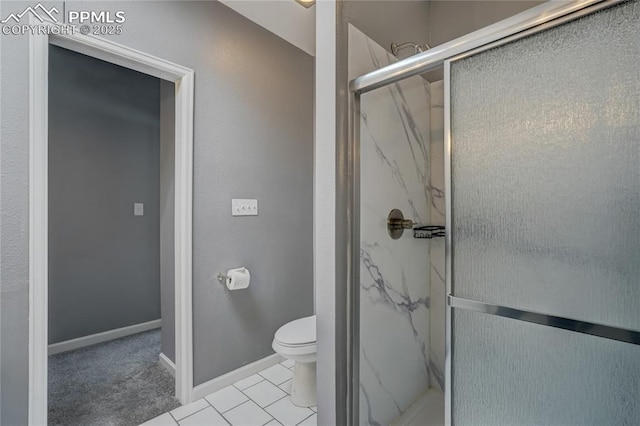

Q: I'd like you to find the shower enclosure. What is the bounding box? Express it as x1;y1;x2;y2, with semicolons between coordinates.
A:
347;1;640;424
349;26;445;426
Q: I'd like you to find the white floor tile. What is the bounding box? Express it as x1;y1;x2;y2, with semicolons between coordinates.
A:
265;420;282;426
170;399;209;421
205;386;249;413
309;406;316;412
223;400;273;426
140;412;177;426
259;364;293;385
280;359;295;369
243;380;287;407
265;397;314;426
297;413;317;426
234;374;264;391
179;407;228;426
278;380;292;395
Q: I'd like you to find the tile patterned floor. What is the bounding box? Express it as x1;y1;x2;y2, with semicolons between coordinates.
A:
141;359;316;426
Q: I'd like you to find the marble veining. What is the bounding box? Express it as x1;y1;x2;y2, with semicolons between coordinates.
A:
350;25;433;425
361;112;424;222
361;245;430;316
366;45;432;223
362;348;402;414
361;244;431;374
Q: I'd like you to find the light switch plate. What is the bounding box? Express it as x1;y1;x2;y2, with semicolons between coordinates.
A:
134;203;144;216
232;199;258;216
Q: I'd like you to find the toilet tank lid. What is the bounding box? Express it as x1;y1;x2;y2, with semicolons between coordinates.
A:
274;315;316;345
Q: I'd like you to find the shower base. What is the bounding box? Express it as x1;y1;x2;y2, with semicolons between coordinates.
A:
391;388;444;426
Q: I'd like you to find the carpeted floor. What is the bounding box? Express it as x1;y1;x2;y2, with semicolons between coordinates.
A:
48;329;181;426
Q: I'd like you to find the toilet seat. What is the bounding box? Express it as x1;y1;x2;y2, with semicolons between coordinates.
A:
274;315;316;346
272;315;317;360
272;340;316;357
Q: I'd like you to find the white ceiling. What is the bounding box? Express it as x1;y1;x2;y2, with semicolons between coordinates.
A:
219;0;316;56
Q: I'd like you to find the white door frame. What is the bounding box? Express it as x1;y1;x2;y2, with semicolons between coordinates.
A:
28;19;195;425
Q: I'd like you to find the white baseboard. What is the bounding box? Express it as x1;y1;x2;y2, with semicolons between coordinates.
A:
192;353;284;400
48;319;162;355
159;352;176;377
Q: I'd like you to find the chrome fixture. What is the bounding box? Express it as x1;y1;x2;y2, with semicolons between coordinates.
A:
448;296;640;345
217;272;230;283
387;208;415;239
391;41;431;57
387;209;446;240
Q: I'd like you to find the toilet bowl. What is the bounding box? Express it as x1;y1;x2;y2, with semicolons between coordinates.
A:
272;315;316;407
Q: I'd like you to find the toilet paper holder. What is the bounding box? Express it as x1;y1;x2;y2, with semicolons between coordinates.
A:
217;267;251;290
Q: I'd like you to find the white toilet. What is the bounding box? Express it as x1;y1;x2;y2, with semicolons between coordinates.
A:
272;315;317;407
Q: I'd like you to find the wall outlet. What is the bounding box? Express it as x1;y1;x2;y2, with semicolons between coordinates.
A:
134;203;144;216
232;199;258;216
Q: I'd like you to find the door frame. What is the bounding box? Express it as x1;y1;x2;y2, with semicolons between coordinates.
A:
28;18;195;425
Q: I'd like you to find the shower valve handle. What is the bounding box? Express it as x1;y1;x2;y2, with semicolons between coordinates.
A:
387;209;414;239
389;218;414;230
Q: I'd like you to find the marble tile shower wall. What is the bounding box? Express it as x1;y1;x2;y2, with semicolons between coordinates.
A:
349;25;433;425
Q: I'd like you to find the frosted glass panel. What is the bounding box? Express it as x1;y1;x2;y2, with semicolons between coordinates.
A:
452;309;640;425
451;1;640;329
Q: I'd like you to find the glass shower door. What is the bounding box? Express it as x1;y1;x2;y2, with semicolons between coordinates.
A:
448;1;640;423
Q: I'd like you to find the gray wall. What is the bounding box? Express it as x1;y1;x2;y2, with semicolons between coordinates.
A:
48;46;161;344
160;81;176;363
427;0;545;47
0;2;30;422
346;0;431;59
0;2;314;423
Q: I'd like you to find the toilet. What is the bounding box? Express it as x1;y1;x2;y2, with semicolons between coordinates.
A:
272;315;317;407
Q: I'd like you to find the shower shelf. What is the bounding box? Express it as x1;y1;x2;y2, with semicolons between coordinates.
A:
413;225;445;239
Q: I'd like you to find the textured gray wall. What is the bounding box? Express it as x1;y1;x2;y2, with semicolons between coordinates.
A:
160;80;176;363
427;0;545;47
0;2;313;423
48;45;161;344
346;0;430;59
1;2;37;423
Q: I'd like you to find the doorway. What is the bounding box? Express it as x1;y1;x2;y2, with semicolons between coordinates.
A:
47;44;177;424
29;24;194;425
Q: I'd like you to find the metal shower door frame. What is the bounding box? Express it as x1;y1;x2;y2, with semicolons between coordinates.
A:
345;1;625;425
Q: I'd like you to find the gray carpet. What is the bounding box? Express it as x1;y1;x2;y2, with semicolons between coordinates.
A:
48;329;181;426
